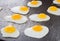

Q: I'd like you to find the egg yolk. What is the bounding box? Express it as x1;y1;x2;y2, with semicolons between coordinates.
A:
11;14;22;20
49;6;58;11
20;6;29;11
30;1;38;5
4;25;16;34
37;13;47;19
56;0;60;3
32;25;43;32
32;0;38;1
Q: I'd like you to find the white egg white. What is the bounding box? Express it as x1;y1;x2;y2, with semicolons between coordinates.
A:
27;1;42;7
29;14;50;22
11;6;30;14
47;8;60;16
0;7;2;10
24;25;49;38
1;26;20;38
4;15;28;24
53;0;60;4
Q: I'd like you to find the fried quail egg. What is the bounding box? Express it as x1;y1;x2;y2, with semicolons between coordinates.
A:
29;13;50;22
47;6;60;16
24;25;49;38
11;6;30;14
27;0;42;7
4;14;28;24
53;0;60;4
1;25;20;38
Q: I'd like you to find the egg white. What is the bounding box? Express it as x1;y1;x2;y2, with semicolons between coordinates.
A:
4;15;28;24
11;6;30;14
1;27;20;38
53;0;60;4
0;7;2;10
27;1;42;7
29;14;50;22
24;26;49;38
47;8;60;16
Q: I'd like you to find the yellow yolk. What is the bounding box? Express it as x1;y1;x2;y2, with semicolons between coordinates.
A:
30;1;38;5
32;25;43;32
49;6;58;11
37;13;47;19
56;0;60;3
20;6;29;11
4;25;16;34
32;0;37;1
11;14;22;20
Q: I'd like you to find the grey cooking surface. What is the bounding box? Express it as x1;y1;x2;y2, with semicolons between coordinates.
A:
0;0;60;41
